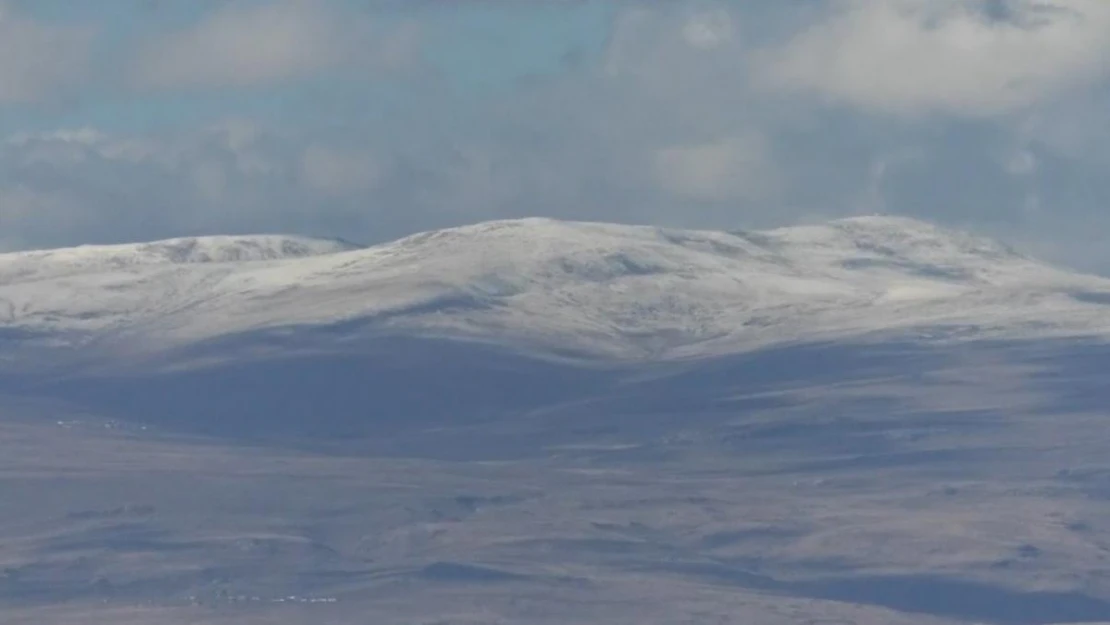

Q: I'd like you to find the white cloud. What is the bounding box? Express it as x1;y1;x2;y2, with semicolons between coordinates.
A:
300;145;383;197
857;149;927;214
0;5;94;103
604;5;747;80
133;0;416;89
654;136;777;202
0;126;321;246
681;9;735;50
760;0;1110;117
1005;149;1038;176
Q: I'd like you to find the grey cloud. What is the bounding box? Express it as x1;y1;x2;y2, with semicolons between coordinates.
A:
0;4;94;103
132;0;422;90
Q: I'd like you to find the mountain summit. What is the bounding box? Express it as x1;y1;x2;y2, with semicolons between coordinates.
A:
1;216;1108;361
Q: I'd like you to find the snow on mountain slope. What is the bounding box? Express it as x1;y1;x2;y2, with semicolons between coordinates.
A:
0;234;361;284
2;216;1110;360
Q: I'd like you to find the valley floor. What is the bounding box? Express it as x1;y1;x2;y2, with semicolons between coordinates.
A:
4;340;1110;624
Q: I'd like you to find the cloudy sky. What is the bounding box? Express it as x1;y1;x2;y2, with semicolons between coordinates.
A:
2;0;1110;271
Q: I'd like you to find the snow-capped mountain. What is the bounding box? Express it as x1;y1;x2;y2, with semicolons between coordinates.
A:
0;234;360;283
10;219;1110;625
2;216;1110;361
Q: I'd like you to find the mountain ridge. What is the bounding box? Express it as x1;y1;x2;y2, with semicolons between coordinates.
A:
2;215;1109;362
0;234;362;284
